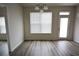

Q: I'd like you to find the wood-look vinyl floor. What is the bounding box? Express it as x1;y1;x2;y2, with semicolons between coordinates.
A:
10;41;79;56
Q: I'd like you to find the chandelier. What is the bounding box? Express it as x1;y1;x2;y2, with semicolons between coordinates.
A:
34;4;48;12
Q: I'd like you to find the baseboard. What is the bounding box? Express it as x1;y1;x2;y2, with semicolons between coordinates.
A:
0;40;7;41
74;40;79;43
24;39;73;41
10;40;23;52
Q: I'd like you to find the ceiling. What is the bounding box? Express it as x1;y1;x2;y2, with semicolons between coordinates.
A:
0;3;79;7
20;3;79;7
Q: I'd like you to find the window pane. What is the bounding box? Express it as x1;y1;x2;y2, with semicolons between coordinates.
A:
30;12;41;33
41;12;52;33
30;12;40;24
30;24;40;33
59;18;68;38
0;17;6;34
59;12;70;15
41;24;51;33
41;12;52;24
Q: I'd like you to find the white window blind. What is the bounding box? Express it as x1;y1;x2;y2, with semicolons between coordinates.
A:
30;12;52;33
0;17;6;34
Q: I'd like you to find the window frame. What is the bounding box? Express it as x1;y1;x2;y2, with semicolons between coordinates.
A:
29;12;52;34
59;11;70;16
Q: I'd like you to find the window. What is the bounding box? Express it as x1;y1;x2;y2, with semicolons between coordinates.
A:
59;12;70;15
0;17;6;34
30;12;52;33
59;18;69;38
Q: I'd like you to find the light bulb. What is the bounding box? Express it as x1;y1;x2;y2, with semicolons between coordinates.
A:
43;5;48;10
34;6;39;10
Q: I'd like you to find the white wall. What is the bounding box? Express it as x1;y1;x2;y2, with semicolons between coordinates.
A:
74;6;79;43
7;4;24;52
